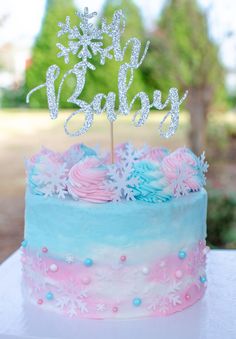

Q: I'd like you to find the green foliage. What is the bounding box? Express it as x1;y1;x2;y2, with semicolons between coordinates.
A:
143;0;224;98
227;94;236;109
25;0;79;108
1;87;26;108
207;189;236;248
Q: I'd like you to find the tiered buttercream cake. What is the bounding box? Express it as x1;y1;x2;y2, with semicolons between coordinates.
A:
21;143;209;319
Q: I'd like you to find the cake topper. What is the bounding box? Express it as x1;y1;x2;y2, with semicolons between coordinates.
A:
26;7;188;153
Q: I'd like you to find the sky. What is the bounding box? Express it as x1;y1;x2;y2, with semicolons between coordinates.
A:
0;0;236;70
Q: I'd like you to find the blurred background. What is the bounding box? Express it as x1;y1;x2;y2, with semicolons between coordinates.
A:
0;0;236;263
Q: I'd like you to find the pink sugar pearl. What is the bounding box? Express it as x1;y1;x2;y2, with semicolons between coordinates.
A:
120;255;127;262
42;247;48;253
185;294;191;301
82;276;91;285
37;299;43;305
112;306;119;313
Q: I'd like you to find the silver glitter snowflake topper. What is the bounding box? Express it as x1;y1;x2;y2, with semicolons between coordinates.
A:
26;7;188;138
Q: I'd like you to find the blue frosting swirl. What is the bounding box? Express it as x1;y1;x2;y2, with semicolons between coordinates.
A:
131;161;172;203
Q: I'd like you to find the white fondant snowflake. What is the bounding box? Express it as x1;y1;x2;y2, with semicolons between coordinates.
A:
55;279;89;317
106;163;139;201
26;252;48;277
23;258;53;297
171;165;191;197
77;299;89;313
168;294;181;306
33;156;68;199
57;8;113;69
158;298;169;314
166;280;182;307
56;296;88;317
197;151;209;186
96;303;106;312
116;143;148;165
56;296;71;310
78;289;88;299
148;297;169;314
147;300;158;312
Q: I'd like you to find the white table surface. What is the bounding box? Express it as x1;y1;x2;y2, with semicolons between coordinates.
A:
0;249;235;339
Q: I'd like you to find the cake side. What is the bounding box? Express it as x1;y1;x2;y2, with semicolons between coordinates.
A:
24;188;207;259
22;188;208;319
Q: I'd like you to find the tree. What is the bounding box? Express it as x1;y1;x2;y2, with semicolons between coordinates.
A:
25;0;79;108
143;0;225;154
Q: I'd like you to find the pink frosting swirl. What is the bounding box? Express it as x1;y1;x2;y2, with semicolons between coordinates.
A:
142;147;169;162
26;147;63;172
161;147;201;196
68;157;113;203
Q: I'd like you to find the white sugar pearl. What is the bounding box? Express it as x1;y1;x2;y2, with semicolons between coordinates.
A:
142;267;150;275
50;264;58;272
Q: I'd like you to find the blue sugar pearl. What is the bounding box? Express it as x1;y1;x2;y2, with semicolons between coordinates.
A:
84;258;93;267
46;292;54;300
200;276;207;284
21;240;28;248
178;250;187;260
133;298;142;307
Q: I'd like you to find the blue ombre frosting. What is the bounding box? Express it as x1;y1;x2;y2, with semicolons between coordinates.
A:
24;188;207;260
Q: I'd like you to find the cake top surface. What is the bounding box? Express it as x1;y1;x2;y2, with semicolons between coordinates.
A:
26;143;208;204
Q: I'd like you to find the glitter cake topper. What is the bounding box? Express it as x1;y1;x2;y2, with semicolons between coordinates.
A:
26;7;188;138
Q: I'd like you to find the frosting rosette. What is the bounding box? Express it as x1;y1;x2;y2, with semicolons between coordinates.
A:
68;157;113;203
26;147;63;170
26;147;67;198
161;147;202;197
63;143;97;169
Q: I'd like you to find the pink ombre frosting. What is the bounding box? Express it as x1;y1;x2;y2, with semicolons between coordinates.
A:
22;240;208;319
68;157;114;203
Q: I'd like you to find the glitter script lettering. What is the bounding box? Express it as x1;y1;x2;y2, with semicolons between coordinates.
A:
26;8;188;138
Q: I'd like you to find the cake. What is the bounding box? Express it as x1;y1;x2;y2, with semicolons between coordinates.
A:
21;143;209;319
22;7;209;319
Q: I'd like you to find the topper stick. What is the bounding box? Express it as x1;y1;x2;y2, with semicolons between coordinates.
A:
110;121;114;164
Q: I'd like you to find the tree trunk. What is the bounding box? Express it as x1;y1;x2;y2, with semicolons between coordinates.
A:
186;86;213;155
